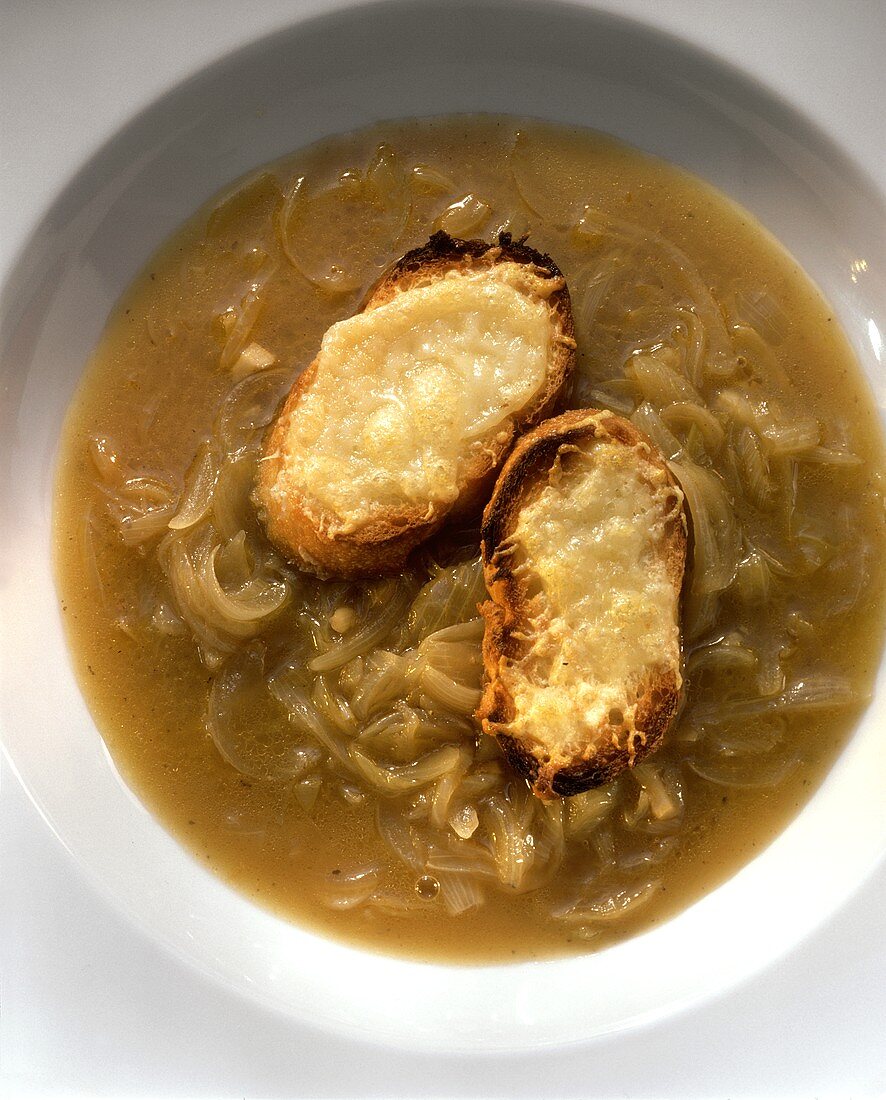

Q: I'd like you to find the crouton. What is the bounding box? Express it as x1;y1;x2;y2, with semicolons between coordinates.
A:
477;408;687;798
255;232;575;577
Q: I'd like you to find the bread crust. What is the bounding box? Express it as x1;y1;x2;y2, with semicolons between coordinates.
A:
254;231;576;578
477;408;688;799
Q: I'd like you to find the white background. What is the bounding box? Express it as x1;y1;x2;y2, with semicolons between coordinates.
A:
2;1;885;1096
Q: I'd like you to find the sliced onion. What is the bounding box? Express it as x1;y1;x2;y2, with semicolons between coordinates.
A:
703;716;787;758
566;786;617;836
214;367;291;451
799;445;863;468
690;675;862;726
278;144;409;292
108;492;179;545
88;435;123;483
625;353;703;407
410;164;455;193
587;378;636;416
168;443;219;531
485;794;534;891
731;426;773;511
685;752;799;789
311;674;357;736
631;402;685;461
572;205;735;376
294;774;322;812
269;669;355;773
206;648;309;781
437;872;485;916
511;129;581;225
669;459;741;597
310;580;417;672
631;764;683;823
204;543;288;624
407;558;486;644
758;416;821;456
231;341;277;381
376;802;427;872
428;744;473;828
661;402;725;456
349;651;413;721
728;286;789;346
447;804;480;840
418;665;482;713
432;193;491;237
219;255;278;371
349;743;465;794
553;877;661;923
318;865;380;911
687;635;759;676
212;448;259;541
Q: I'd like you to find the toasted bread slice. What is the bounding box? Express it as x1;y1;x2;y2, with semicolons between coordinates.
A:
477;409;687;799
255;232;575;577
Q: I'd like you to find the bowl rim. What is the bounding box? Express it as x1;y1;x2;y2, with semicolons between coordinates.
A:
2;0;885;1053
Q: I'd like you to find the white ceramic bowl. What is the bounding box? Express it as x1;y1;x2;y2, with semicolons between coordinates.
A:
2;0;885;1052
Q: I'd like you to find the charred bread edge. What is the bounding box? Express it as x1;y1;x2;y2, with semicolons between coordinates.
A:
477;408;688;798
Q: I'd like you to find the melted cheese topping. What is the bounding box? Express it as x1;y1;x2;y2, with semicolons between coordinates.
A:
274;263;555;532
501;437;682;754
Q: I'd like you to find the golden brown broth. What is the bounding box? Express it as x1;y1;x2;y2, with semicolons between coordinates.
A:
54;117;886;963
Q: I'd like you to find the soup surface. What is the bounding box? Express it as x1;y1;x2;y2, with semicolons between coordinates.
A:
55;117;886;963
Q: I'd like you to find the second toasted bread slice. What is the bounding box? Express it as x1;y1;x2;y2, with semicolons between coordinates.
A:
255;232;575;578
477;409;687;799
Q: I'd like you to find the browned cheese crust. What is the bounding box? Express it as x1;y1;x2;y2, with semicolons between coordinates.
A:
476;409;688;799
254;231;576;578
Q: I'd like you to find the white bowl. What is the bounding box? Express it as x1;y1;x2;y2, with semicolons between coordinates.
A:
2;0;885;1052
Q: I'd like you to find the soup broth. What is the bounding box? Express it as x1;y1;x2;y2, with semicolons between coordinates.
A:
55;117;886;963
